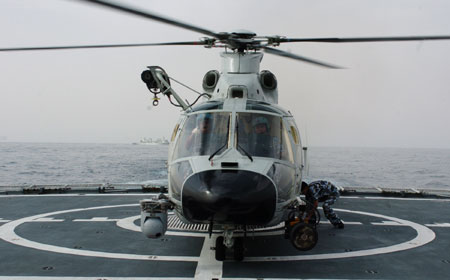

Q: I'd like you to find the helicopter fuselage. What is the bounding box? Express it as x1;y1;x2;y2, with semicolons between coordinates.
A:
168;99;303;227
166;52;304;228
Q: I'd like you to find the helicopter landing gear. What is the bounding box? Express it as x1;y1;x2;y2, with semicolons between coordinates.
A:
214;229;245;261
284;204;319;251
289;223;318;251
215;236;226;261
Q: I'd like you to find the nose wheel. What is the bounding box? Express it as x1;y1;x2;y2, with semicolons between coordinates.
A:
215;236;226;261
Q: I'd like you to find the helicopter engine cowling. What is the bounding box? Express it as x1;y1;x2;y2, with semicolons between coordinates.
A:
202;70;220;93
259;70;277;90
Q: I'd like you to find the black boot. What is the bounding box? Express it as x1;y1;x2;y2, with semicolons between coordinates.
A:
335;221;344;229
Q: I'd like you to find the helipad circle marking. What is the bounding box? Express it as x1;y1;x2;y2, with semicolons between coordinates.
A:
0;205;435;262
0;204;197;262
245;208;436;262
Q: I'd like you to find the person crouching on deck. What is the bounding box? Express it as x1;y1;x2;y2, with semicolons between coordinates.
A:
301;180;344;229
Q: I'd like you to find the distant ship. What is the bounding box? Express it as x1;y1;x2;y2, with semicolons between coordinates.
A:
134;137;169;145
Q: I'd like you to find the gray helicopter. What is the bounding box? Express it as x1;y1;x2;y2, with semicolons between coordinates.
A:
140;49;308;262
3;0;450;262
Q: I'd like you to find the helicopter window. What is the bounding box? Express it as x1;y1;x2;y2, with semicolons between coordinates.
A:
290;125;299;144
190;101;224;112
236;113;294;163
171;123;180;142
288;119;303;166
172;112;230;159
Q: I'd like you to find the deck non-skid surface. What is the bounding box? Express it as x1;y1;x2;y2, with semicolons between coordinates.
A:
0;194;449;279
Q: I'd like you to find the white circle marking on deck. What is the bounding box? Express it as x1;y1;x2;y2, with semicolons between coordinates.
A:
0;204;197;262
0;205;435;262
245;208;436;262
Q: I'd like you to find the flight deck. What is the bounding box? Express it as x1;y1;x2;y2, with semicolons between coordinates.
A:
0;188;449;279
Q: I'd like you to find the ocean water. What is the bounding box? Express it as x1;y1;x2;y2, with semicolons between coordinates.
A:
306;147;450;189
0;143;449;190
0;142;168;186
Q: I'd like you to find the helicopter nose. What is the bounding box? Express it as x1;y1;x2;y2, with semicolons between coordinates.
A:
182;170;276;225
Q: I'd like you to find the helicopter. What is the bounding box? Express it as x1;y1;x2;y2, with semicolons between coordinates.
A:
2;0;450;262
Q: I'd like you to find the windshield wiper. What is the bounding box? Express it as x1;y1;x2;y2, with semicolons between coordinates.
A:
208;115;230;162
238;144;253;162
208;142;227;161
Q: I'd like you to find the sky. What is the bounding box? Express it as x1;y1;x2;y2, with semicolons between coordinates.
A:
1;0;450;148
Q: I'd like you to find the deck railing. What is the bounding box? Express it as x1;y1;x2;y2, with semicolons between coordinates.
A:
0;183;449;198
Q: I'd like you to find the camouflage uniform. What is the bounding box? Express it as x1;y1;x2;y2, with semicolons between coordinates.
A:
305;180;342;226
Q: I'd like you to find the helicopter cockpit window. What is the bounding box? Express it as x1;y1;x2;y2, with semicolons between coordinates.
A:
172;112;230;159
237;113;294;163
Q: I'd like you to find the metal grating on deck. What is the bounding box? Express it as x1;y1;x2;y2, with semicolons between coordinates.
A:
167;213;284;233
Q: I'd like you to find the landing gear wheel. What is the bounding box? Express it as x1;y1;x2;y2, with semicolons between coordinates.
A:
233;237;244;261
290;223;318;251
215;236;226;261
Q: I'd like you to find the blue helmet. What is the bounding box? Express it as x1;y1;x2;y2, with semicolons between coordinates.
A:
252;116;269;129
197;113;212;125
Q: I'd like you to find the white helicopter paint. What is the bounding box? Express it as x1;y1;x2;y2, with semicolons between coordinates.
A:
183;58;294;178
138;49;308;259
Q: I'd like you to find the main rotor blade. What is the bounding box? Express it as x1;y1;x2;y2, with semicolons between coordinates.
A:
0;41;207;52
263;47;343;69
79;0;222;39
280;35;450;43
